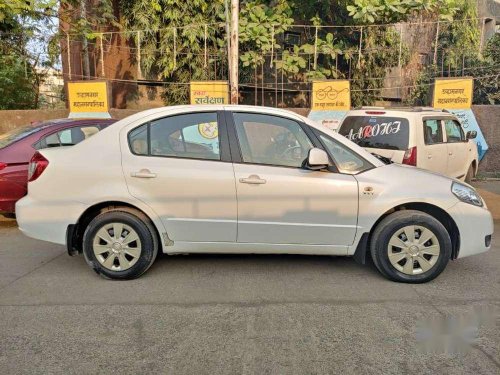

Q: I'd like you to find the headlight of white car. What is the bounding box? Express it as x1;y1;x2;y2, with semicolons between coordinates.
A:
451;182;483;207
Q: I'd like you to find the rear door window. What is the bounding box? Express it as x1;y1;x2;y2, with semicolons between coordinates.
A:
149;112;220;160
339;116;409;150
128;112;221;161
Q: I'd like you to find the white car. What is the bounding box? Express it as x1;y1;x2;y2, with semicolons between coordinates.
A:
16;105;493;283
337;107;479;182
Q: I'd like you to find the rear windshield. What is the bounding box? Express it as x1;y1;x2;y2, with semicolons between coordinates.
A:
0;124;47;149
339;116;409;150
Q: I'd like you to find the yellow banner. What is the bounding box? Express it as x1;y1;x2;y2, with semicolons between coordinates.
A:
433;78;473;109
311;80;351;111
190;81;229;105
67;81;109;113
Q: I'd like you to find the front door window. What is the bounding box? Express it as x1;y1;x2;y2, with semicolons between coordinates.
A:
233;112;314;168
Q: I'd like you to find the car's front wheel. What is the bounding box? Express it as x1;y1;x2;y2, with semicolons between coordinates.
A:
370;210;452;283
82;209;158;280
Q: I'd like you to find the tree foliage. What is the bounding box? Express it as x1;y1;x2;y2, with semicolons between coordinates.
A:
119;0;226;104
406;1;495;105
469;34;500;105
0;0;59;109
0;0;492;108
0;54;38;109
346;0;460;24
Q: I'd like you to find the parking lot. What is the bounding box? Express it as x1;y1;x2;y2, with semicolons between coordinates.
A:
0;182;499;374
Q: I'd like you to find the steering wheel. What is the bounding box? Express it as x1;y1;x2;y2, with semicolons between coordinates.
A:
279;145;302;160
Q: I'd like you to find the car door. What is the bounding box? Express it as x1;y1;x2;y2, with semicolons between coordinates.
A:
419;118;447;175
228;111;359;246
444;118;468;179
121;111;237;242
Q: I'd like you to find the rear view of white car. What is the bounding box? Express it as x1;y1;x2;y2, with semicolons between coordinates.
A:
337;107;479;182
16;105;493;283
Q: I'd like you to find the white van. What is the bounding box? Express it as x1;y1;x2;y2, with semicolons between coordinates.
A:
337;107;479;182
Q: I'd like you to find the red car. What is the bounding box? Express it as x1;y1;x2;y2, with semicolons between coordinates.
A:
0;118;116;215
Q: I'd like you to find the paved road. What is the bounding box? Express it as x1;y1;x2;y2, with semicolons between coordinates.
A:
0;217;498;374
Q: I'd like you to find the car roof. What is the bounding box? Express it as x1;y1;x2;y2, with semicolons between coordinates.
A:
30;118;116;128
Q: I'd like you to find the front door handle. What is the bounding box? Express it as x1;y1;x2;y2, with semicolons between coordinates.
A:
427;154;432;159
239;174;266;184
131;169;157;178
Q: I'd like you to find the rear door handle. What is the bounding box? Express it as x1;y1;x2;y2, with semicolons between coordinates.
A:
131;169;157;178
239;174;266;184
427;154;432;159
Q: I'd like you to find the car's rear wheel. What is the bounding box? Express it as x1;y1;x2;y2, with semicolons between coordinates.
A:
370;210;451;283
82;209;158;280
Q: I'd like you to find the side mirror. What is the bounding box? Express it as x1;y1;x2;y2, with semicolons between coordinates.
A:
466;130;477;140
305;148;329;170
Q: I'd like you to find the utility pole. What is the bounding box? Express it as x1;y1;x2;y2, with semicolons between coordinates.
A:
224;0;231;84
229;0;239;104
81;0;90;79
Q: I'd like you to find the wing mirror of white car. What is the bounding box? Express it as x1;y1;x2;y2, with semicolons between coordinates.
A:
466;130;477;140
305;148;329;170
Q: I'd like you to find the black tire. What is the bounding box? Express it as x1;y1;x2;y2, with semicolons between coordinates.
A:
82;209;158;280
465;164;474;184
370;210;452;283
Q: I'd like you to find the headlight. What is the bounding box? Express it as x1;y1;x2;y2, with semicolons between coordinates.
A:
451;182;483;207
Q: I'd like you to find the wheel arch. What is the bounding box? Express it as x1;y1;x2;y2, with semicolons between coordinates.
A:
355;202;460;263
67;201;165;256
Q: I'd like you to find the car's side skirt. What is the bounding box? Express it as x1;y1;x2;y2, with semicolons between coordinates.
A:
164;241;349;256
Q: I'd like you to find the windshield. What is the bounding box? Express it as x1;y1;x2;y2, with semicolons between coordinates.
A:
339;116;409;151
0;124;47;149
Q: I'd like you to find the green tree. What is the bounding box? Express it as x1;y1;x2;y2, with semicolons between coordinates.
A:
470;34;500;105
0;55;37;109
0;0;59;109
89;0;488;107
119;0;226;104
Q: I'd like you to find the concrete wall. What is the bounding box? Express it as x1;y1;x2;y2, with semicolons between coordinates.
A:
0;109;70;134
0;109;140;134
472;105;500;177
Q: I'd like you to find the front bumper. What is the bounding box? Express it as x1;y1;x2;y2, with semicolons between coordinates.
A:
16;196;85;245
448;201;494;259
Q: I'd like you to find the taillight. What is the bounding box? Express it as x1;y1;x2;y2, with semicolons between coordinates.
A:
0;162;6;171
28;152;49;182
402;146;417;166
365;111;386;115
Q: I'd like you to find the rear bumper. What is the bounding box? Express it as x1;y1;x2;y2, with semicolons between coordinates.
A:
0;178;27;214
16;196;85;245
448;201;494;259
0;199;16;214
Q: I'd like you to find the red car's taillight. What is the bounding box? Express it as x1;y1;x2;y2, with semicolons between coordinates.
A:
402;146;417;166
28;152;49;182
0;162;6;171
